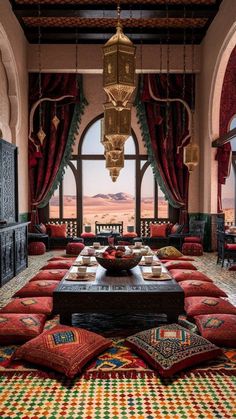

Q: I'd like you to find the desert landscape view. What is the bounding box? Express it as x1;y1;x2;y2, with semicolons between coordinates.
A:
50;192;169;231
222;198;235;224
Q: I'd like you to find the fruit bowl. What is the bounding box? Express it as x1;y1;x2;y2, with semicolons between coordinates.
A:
95;253;142;272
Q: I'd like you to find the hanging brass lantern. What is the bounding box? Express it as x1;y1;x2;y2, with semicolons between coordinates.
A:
183;142;199;172
104;102;131;140
103;20;136;110
106;149;124;182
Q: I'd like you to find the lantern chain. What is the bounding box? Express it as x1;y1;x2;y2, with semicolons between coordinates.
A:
165;0;170;139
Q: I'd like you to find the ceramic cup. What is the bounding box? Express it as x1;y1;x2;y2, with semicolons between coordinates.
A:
134;241;142;249
152;266;162;277
93;242;100;249
82;256;91;265
144;255;153;264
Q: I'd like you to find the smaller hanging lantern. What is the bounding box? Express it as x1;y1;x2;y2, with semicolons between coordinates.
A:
183;142;199;172
37;126;46;145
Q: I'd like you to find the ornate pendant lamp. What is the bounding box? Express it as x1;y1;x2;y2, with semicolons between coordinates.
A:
102;2;136;182
103;5;136;110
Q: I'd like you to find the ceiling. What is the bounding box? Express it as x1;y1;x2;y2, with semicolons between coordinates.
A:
9;0;223;44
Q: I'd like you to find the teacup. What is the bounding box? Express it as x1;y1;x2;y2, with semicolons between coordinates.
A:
77;266;87;277
93;242;100;249
144;255;153;264
87;247;95;256
82;256;91;265
134;241;142;249
152;266;162;277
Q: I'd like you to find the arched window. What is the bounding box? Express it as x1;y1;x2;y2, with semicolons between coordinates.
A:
48;115;171;235
221;116;236;224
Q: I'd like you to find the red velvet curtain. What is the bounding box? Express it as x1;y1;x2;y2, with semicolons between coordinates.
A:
29;73;85;224
136;74;194;224
217;46;236;211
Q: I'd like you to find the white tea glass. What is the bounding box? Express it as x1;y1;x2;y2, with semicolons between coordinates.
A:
82;256;91;265
152;266;162;277
77;266;87;277
93;242;100;249
144;255;153;264
135;242;142;248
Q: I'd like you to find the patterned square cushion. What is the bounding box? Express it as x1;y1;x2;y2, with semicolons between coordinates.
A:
194;314;236;347
170;270;213;283
29;270;68;282
12;325;112;377
41;261;72;270
156;246;183;259
47;224;67;238
179;281;227;298
171;223;184;234
150;223;167;238
164;261;197;271
184;296;236;317
126;324;221;377
0;313;46;345
0;297;53;316
13;280;59;298
123;232;138;238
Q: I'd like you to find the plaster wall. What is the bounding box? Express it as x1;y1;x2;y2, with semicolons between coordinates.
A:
199;0;236;214
0;0;28;215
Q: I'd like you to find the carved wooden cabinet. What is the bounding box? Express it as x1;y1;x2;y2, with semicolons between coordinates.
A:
0;222;28;287
0;139;28;286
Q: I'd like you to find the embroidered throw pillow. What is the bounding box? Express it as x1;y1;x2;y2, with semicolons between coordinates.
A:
0;313;46;345
170;270;213;283
13;280;59;298
179;281;227;298
156;246;183;259
12;325;112;377
164;261;197;271
194;314;236;347
184;296;236;317
150;223;167;238
0;297;53;316
126;324;221;377
123;232;138;238
47;224;67;238
29;270;68;282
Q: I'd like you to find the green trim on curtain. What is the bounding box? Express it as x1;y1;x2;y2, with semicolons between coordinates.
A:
38;76;88;208
135;77;182;209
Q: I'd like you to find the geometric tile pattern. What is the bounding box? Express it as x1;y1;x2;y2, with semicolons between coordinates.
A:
0;372;235;419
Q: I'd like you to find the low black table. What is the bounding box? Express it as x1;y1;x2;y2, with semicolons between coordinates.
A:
53;256;184;326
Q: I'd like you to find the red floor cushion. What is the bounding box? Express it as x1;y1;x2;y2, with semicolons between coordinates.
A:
184;236;202;243
13;280;59;298
0;313;46;345
164;261;197;271
182;243;203;256
0;297;53;316
125;324;221;377
229;265;236;271
41;261;73;270
179;281;227;298
29;270;68;282
123;232;138;238
194;314;236;347
12;325;112;378
48;256;77;262
28;242;46;256
185;296;236;317
170;270;213;283
81;232;96;238
225;243;236;250
66;242;85;255
160;257;195;262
